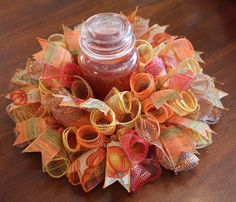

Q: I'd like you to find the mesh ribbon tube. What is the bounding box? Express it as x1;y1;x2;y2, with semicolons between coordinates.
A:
117;97;142;128
90;109;116;135
120;129;149;164
76;125;104;149
169;89;199;116
130;72;155;101
71;76;93;102
62;127;81;153
45;152;69;178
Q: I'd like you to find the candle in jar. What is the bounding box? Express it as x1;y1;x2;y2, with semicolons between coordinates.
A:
79;13;139;99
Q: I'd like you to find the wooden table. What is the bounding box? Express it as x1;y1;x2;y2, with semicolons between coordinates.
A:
0;0;235;201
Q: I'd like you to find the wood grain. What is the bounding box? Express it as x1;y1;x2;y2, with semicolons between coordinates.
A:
0;0;235;201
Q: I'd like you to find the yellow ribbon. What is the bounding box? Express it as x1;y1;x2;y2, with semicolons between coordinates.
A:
45;153;69;178
169;89;199;116
62;127;80;153
90;109;116;135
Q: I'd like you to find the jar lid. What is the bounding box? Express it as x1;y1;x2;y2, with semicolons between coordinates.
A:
80;13;135;60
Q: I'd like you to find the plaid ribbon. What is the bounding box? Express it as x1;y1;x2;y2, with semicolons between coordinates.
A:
14;117;47;145
33;38;73;68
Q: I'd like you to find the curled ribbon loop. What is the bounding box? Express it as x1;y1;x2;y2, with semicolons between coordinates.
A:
142;98;173;123
120;129;149;163
45;153;69;178
106;90;132;117
130;73;155;101
90;109;116;135
135;116;160;143
136;40;153;71
169;89;199;116
62;127;80;153
71;76;94;102
118;97;142;128
76;125;104;149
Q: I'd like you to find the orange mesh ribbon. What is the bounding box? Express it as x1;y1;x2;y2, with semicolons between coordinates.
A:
76;125;104;149
142;98;173;123
130;72;155;101
135;116;160;144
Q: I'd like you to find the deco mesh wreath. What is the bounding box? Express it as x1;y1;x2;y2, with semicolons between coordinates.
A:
5;8;227;192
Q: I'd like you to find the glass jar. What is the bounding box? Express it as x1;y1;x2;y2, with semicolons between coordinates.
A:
79;13;139;99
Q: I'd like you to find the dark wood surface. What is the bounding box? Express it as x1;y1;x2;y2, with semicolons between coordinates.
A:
0;0;235;201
